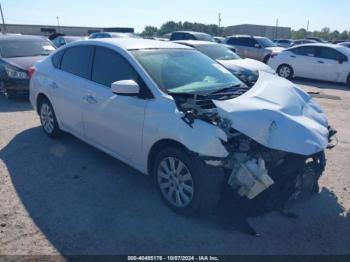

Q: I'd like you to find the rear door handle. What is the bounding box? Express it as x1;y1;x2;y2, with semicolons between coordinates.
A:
317;61;325;64
83;95;98;104
290;55;296;58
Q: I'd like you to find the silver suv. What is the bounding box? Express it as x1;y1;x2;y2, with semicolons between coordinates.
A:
225;35;284;63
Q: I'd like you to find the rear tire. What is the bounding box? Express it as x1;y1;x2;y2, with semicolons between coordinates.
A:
263;55;271;64
153;147;224;216
277;64;294;79
39;98;60;138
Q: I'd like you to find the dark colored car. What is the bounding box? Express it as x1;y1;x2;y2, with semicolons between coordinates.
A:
89;32;140;39
170;31;214;42
52;36;84;48
0;35;56;98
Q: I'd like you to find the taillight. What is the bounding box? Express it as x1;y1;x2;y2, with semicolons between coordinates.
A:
28;67;36;79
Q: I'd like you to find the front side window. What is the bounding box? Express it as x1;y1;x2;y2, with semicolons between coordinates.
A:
196;44;240;60
132;49;242;94
0;38;55;58
60;46;92;78
91;47;139;87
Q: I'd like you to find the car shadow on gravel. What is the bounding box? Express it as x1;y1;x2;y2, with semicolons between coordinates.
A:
0;94;32;113
293;78;349;91
1;127;350;255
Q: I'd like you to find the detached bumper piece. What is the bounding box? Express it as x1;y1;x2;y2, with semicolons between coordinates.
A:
327;126;338;149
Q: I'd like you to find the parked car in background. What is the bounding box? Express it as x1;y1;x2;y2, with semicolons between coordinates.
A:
170;31;214;42
306;37;327;43
331;40;348;44
174;40;275;86
291;39;317;46
268;43;350;87
338;42;350;49
273;39;294;48
89;32;141;39
30;38;332;215
52;36;84;48
213;36;225;43
0;35;56;98
225;35;284;63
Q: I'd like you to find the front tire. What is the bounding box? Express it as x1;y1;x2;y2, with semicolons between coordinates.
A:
153;147;224;215
39;98;60;138
277;64;294;79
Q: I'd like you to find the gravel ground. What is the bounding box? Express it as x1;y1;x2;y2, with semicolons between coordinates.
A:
0;79;349;256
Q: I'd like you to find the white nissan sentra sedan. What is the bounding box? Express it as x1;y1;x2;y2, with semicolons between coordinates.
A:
29;39;335;215
268;43;350;87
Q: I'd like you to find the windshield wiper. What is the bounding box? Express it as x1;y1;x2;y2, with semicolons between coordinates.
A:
208;84;243;94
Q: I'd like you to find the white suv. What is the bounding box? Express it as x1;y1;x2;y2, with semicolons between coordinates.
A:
30;39;332;215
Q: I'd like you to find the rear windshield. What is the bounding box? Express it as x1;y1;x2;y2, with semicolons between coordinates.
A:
0;38;56;58
256;37;277;47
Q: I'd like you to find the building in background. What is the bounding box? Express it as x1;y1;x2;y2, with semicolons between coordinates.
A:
2;24;134;36
225;24;291;39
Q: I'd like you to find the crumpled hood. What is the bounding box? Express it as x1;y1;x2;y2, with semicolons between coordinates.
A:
213;72;329;156
218;58;275;74
1;56;45;71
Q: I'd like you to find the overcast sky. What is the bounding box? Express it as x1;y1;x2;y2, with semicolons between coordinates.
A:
1;0;349;33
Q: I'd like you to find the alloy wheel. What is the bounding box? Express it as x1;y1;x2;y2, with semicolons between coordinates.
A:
157;157;194;208
279;66;291;78
40;103;55;134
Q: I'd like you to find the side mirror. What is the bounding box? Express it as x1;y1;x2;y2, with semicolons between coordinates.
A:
111;80;140;96
254;43;261;48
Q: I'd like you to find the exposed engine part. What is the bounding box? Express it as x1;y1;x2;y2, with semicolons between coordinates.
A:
228;156;274;199
172;92;331;207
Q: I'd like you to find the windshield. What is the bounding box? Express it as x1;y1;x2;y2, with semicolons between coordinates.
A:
337;46;350;57
196;44;240;61
257;37;277;47
0;39;56;58
132;49;242;94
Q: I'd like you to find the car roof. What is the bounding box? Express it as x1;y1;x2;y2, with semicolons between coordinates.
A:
173;40;218;46
227;35;267;39
0;34;48;41
75;38;193;51
172;31;211;36
293;43;341;48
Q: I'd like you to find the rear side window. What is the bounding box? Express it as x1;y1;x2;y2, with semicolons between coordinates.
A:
60;46;93;78
227;37;238;45
52;50;64;68
184;33;196;40
92;47;139;87
291;46;316;57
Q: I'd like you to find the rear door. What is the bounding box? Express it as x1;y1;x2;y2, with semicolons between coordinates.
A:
82;46;149;160
49;46;93;136
313;47;347;82
289;46;318;79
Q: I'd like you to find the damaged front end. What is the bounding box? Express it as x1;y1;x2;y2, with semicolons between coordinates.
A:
171;72;337;213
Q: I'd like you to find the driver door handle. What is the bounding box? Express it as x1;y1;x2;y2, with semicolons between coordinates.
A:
49;82;59;89
83;95;98;104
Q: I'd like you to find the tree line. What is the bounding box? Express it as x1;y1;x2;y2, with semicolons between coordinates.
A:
141;21;350;41
292;28;350;41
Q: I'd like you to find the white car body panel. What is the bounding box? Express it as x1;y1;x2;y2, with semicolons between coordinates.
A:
218;58;275;74
213;72;329;156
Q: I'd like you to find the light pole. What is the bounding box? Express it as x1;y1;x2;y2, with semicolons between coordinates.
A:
56;16;60;33
0;2;6;34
